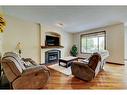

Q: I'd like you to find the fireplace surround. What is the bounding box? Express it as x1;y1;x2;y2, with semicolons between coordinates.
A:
45;50;61;64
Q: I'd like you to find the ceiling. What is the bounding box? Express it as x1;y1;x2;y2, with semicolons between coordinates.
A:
2;6;127;33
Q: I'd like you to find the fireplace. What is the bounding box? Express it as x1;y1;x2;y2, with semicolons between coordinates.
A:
45;50;61;64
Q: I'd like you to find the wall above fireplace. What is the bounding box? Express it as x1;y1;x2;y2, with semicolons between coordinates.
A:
41;31;64;49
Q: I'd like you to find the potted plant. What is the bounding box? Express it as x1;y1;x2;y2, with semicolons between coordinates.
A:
70;45;78;57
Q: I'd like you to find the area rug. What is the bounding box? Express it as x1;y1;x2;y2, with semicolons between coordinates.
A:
48;63;72;76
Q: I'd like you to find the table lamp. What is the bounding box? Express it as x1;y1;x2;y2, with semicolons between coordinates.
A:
16;42;22;57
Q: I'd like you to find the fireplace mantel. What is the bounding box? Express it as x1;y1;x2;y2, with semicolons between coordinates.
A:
41;45;64;49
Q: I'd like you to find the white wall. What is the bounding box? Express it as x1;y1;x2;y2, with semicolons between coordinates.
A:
2;15;40;63
40;25;73;63
125;27;127;60
74;23;124;64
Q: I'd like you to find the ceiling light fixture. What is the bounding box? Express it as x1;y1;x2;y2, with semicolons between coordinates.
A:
56;22;64;28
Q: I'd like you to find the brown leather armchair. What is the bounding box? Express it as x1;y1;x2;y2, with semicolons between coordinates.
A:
1;52;50;89
71;52;102;81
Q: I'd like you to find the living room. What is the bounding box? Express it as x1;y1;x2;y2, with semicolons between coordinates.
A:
0;6;127;90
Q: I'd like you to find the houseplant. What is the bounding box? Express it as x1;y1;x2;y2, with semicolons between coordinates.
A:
70;45;78;57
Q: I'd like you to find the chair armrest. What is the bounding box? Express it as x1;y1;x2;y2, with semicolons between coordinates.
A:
22;58;38;66
82;59;89;63
22;66;42;76
22;65;49;76
72;61;89;67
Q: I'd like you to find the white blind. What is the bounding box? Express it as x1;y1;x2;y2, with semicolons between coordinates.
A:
81;31;106;53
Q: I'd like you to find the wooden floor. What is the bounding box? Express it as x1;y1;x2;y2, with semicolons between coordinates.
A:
44;63;127;89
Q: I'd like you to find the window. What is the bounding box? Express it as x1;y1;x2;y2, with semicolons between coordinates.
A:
81;31;106;53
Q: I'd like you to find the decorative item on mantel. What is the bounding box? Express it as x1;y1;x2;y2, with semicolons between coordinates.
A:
0;14;6;32
16;42;22;57
41;45;64;49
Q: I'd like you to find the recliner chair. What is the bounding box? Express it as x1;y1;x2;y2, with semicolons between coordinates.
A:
71;52;102;81
1;52;50;89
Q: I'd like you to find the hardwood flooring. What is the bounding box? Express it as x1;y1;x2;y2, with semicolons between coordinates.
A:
44;63;127;89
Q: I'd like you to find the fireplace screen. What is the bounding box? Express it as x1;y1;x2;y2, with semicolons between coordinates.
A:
45;50;61;63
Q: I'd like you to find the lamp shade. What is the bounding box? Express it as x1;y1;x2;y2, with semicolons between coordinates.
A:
16;42;22;50
0;14;6;32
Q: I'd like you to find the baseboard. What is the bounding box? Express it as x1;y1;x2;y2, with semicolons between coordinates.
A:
106;61;124;65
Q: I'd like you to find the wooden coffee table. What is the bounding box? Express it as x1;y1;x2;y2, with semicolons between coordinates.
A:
59;56;78;68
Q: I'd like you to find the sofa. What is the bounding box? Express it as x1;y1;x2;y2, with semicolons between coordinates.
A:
98;50;109;70
1;52;50;89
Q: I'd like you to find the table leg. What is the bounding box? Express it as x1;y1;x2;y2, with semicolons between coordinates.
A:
66;62;68;68
59;60;60;65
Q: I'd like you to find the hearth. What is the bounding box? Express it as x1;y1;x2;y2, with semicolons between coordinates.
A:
45;50;61;64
